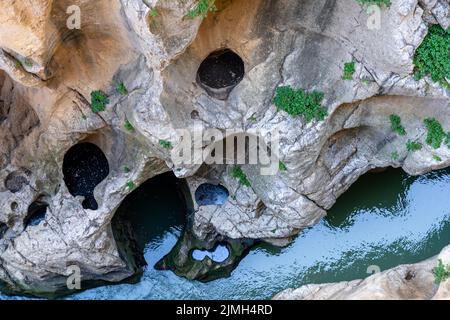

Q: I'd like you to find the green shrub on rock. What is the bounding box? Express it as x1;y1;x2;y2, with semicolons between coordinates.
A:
407;140;423;152
231;166;251;188
357;0;391;7
413;25;450;89
91;91;109;113
342;61;356;80
187;0;217;18
274;86;328;123
433;259;450;284
424;118;445;149
389;114;406;136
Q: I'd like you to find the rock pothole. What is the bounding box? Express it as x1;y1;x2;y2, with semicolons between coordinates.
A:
62;143;109;210
4;171;28;193
196;49;244;100
195;183;229;206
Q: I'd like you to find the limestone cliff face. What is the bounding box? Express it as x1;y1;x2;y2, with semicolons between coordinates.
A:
0;0;448;296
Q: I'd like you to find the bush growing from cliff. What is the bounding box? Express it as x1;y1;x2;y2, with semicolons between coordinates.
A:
357;0;391;7
124;119;134;132
187;0;217;18
413;25;450;89
433;259;450;284
231;166;251;187
91;91;109;113
126;181;136;190
389;114;406;136
159;139;173;149
424;118;446;149
279;161;287;172
342;61;356;80
406;140;422;152
115;82;128;95
391;151;399;161
274;86;328;123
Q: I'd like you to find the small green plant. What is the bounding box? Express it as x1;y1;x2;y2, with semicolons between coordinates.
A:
23;58;33;68
187;0;217;18
90;90;109;113
248;115;257;122
159;139;173;149
390;114;406;136
424;118;445;149
342;61;356;80
407;140;423;152
274;86;328;122
123;166;131;173
231;166;251;187
433;259;450;284
126;181;136;190
124;118;134;132
279;161;287;172
149;8;158;18
413;25;450;89
115;82;128;95
433;155;442;162
357;0;391;6
391;151;399;161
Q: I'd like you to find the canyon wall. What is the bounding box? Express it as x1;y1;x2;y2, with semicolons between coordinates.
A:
0;0;448;295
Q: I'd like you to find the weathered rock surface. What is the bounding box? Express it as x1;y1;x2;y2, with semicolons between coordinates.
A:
274;245;450;300
0;0;448;296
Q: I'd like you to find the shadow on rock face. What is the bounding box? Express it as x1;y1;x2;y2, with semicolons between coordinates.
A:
62;143;109;210
196;48;245;100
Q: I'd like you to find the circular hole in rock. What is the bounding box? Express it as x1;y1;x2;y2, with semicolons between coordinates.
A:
192;244;230;263
63;143;109;210
196;48;244;100
10;202;18;211
25;197;48;227
4;172;28;193
195;183;229;206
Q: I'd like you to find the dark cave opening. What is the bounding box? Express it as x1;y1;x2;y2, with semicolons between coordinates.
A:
111;171;189;276
25;196;49;227
62;143;109;210
196;49;245;100
195;183;229;206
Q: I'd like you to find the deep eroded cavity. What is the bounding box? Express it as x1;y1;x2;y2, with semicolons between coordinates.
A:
195;183;229;206
112;172;189;277
62;143;109;210
196;49;244;100
25;195;49;227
